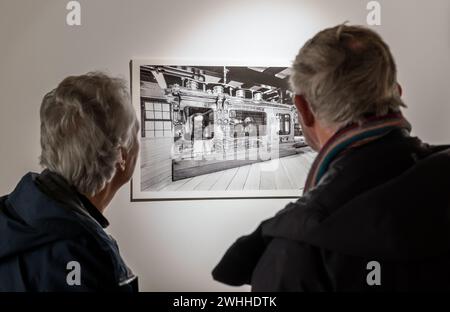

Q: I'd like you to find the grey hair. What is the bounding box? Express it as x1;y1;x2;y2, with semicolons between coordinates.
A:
290;24;406;128
39;72;139;196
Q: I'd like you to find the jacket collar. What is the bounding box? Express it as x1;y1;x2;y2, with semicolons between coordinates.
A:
34;170;109;228
304;113;411;192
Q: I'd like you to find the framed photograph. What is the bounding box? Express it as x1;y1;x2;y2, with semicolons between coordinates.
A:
130;60;316;201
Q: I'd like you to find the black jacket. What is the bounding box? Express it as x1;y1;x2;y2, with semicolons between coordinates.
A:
0;170;138;292
213;129;450;291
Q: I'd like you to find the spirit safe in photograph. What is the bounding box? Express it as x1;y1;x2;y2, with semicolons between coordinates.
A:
130;60;316;201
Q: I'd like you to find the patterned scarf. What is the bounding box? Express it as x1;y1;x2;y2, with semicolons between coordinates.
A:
304;113;412;192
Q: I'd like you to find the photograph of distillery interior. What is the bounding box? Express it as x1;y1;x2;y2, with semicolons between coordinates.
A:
138;65;314;194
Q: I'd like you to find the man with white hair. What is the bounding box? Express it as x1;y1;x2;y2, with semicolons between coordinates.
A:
213;25;450;291
0;73;140;291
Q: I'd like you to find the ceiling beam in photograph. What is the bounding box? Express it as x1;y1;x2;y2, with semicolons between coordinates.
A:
226;67;290;90
262;67;287;76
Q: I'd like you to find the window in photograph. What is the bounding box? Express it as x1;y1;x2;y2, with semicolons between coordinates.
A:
143;100;172;138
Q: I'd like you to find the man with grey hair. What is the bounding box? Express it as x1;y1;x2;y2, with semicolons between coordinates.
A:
0;72;140;291
213;25;450;291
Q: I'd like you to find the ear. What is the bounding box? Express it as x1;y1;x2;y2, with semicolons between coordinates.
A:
117;147;127;171
397;83;403;97
294;95;315;127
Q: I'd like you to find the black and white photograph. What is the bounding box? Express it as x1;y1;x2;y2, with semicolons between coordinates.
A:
131;61;316;200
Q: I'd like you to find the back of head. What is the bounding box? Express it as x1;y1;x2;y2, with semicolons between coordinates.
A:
39;72;138;196
290;24;406;129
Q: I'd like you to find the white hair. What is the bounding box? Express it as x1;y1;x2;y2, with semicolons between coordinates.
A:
290;24;406;128
39;72;138;196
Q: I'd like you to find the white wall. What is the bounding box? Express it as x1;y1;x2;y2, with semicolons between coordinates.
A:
0;0;449;291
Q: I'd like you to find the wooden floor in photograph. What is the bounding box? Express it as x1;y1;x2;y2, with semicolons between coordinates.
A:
141;149;317;192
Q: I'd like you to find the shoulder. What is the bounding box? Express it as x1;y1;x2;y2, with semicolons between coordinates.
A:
22;234;125;291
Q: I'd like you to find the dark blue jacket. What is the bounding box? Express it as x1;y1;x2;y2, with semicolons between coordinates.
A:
213;129;450;291
0;170;138;292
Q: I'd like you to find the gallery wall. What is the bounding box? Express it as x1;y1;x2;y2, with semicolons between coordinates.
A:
0;0;449;291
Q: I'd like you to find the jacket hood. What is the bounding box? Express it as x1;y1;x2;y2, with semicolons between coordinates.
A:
0;172;103;261
263;138;450;261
